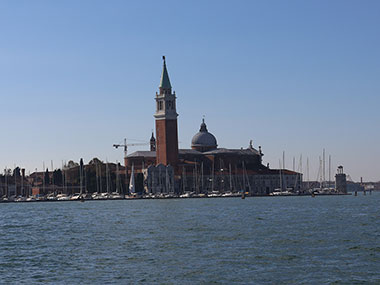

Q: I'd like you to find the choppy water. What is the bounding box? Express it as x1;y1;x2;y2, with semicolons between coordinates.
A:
1;193;380;284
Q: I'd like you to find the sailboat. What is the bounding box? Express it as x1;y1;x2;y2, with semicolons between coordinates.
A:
71;159;84;200
98;160;111;199
110;162;123;199
180;166;190;197
129;164;136;196
270;158;291;196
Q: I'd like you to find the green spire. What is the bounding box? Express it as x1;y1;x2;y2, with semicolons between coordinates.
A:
159;56;172;89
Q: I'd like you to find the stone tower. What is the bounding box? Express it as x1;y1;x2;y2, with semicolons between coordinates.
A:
154;56;179;167
335;165;347;193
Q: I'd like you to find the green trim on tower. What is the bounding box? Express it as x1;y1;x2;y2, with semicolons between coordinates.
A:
159;56;172;89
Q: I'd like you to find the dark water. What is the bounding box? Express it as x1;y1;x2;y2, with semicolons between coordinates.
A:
1;194;380;284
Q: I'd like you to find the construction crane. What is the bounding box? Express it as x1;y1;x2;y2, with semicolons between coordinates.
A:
113;138;149;159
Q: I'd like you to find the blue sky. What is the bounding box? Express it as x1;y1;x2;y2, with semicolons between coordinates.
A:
0;0;379;181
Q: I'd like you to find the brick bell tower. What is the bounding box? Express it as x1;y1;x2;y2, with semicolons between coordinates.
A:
154;56;179;167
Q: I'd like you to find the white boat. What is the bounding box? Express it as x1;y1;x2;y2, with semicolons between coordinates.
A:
99;192;109;199
109;192;123;199
46;194;57;201
91;192;100;199
270;189;292;196
180;192;192;198
15;196;27;202
70;193;81;200
57;194;70;201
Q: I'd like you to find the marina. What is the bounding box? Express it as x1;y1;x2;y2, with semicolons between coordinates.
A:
0;190;352;203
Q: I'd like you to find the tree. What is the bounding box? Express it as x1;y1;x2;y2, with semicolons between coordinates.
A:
65;160;79;169
89;158;103;165
4;168;12;176
13;167;21;178
44;169;50;185
53;169;63;186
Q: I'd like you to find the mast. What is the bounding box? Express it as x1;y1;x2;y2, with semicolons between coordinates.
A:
28;171;31;198
211;159;215;192
61;161;64;195
319;156;322;190
182;166;186;193
106;161;110;194
116;161;120;194
151;167;154;194
51;160;54;195
95;161;99;193
14;164;17;197
129;163;135;194
5;167;8;198
79;159;83;195
235;164;241;190
43;162;45;196
99;163;103;194
219;158;224;193
229;163;232;192
21;169;24;197
84;165;87;194
242;161;246;192
329;155;331;189
166;167;169;193
159;164;162;193
279;159;282;190
244;161;251;193
195;160;198;193
307;157;309;189
300;154;303;191
323;149;326;188
65;161;67;194
294;155;301;191
201;162;204;193
282;151;287;189
62;161;66;194
293;157;295;171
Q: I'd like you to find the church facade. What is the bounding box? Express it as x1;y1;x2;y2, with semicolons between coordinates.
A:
125;57;302;195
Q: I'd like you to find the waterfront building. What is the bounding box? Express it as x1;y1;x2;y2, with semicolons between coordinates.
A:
125;57;302;195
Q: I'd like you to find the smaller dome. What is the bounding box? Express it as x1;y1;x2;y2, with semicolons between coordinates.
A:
191;119;217;152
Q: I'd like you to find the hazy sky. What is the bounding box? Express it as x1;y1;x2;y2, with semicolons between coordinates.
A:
0;0;379;181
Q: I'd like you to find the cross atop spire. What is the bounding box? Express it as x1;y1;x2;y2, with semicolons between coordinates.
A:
159;55;172;90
